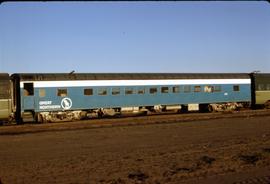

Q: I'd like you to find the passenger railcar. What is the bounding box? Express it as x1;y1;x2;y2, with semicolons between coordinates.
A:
0;72;269;124
252;73;270;108
0;73;12;121
11;73;252;123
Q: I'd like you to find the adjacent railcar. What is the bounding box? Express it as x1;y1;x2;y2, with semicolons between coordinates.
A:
11;73;251;123
252;73;270;108
0;73;12;122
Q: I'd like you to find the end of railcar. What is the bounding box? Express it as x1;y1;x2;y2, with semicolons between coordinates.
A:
0;73;13;123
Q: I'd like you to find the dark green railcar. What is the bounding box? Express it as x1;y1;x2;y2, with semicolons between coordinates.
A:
253;73;270;108
0;73;12;121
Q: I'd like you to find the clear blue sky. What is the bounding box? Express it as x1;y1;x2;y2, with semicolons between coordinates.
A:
0;2;270;73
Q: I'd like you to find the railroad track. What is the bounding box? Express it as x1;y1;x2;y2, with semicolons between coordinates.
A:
234;176;270;184
1;109;270;136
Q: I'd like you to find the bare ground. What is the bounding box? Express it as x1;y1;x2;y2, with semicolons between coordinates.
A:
1;114;270;184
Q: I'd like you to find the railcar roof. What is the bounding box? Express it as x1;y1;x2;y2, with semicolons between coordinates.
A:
253;73;270;78
253;73;270;83
11;73;252;81
0;73;10;80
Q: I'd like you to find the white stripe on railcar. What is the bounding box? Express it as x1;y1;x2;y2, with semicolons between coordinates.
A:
20;79;251;88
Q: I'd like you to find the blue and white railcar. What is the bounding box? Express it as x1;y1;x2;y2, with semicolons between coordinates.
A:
11;73;251;123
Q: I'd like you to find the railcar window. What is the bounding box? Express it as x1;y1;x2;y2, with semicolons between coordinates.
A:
57;89;67;97
258;84;264;91
150;87;157;94
125;88;134;95
257;84;270;91
0;81;9;99
98;88;107;95
24;83;34;96
0;90;8;99
172;86;180;93
194;86;201;92
39;89;46;97
233;85;240;92
138;87;145;94
0;87;8;98
184;86;191;93
84;88;93;96
214;86;222;92
112;88;120;95
161;87;169;93
204;86;213;93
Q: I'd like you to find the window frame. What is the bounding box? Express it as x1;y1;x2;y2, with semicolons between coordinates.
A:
39;88;46;97
23;83;34;96
267;84;270;90
194;86;201;93
84;88;93;96
125;87;134;95
112;87;121;95
172;86;180;93
233;85;240;92
161;86;169;93
257;84;264;91
57;88;67;97
98;88;107;96
137;87;145;94
149;87;157;94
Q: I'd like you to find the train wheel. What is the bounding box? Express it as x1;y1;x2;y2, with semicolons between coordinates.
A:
264;100;270;109
199;104;209;113
35;113;42;123
97;110;103;118
208;105;214;112
36;113;47;123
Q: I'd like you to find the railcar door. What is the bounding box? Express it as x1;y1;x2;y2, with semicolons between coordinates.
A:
22;82;35;110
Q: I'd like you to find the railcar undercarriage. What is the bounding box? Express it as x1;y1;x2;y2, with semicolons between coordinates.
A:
29;102;250;123
208;102;250;112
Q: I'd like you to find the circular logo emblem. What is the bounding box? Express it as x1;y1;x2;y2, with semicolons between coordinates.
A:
61;97;72;110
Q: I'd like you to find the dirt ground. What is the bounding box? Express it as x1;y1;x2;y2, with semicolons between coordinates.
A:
1;115;270;184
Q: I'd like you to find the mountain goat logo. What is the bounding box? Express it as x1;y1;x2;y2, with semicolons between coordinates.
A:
61;97;72;110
